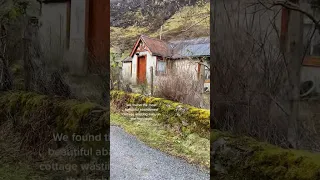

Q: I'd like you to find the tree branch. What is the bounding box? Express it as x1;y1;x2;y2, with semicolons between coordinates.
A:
272;0;320;29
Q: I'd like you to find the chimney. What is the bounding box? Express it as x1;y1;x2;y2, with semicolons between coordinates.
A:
160;25;163;40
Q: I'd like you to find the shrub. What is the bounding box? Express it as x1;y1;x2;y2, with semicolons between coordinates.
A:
154;62;204;108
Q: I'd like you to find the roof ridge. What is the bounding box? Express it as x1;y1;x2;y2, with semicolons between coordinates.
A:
169;36;210;42
140;35;169;44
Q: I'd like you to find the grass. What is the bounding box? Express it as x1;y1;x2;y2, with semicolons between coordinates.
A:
110;2;210;59
110;25;149;54
0;122;50;180
150;2;210;40
0;163;48;180
110;112;210;170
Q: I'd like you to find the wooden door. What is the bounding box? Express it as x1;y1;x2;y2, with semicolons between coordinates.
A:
197;63;201;80
137;56;147;84
87;0;109;72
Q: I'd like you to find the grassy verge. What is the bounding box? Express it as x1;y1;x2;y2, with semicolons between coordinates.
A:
0;161;53;180
110;113;210;170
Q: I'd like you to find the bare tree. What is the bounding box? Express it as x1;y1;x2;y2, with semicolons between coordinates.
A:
212;0;320;149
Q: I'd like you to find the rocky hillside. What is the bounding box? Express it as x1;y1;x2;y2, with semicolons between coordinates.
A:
110;0;210;59
110;0;205;28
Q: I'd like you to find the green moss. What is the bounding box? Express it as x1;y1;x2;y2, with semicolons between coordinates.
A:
0;91;109;155
212;129;320;180
0;163;46;180
110;90;210;138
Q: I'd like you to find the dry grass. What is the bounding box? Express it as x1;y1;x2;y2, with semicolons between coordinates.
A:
155;63;206;108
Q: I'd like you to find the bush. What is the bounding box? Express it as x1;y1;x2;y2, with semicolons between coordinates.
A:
154;62;204;108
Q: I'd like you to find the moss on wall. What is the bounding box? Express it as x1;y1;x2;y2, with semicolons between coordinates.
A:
0;91;109;156
212;129;320;180
110;90;210;138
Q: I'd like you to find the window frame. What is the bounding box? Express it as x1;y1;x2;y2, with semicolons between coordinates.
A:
156;56;167;76
303;16;320;57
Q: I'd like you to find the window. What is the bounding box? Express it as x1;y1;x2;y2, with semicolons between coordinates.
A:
156;57;166;75
303;18;320;56
205;66;210;80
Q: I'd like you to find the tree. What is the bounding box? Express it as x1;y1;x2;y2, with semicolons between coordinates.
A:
284;0;304;148
212;0;320;148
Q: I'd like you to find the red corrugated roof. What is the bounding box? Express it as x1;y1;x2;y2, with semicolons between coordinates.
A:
140;35;172;57
129;35;210;58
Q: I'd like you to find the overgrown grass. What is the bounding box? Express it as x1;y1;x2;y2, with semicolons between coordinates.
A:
0;163;47;180
110;113;210;170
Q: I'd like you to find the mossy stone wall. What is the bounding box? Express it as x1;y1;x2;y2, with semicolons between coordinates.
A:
212;129;320;180
0;91;109;155
110;90;210;138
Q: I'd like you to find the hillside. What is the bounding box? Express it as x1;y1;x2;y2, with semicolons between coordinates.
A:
110;0;210;60
110;0;205;27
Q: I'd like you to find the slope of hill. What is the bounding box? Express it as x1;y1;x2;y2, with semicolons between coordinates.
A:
110;0;204;28
110;0;210;60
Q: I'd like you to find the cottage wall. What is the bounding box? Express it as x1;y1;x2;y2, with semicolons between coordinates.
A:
131;51;157;85
218;0;320;93
122;62;132;83
171;59;199;80
301;66;320;93
39;0;87;75
39;3;68;61
66;0;87;75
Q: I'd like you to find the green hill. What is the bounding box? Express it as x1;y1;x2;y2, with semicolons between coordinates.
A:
110;2;210;60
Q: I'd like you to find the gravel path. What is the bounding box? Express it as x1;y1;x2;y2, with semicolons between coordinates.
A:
110;125;210;180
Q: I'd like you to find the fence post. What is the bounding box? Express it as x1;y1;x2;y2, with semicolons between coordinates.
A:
117;74;120;90
150;66;154;96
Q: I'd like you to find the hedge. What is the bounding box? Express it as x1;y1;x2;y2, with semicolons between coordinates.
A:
110;90;210;139
0;91;109;155
212;129;320;180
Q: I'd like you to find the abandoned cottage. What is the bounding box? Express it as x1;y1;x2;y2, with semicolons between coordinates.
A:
121;35;210;91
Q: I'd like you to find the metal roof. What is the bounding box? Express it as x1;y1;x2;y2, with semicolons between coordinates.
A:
130;35;210;59
169;37;210;59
